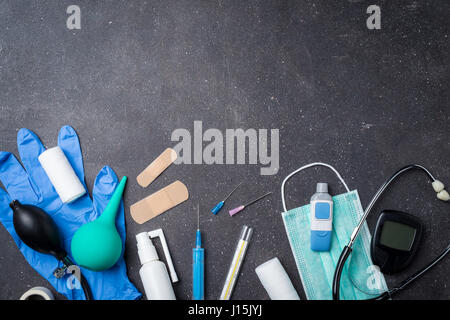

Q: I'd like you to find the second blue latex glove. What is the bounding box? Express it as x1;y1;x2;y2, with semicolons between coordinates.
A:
0;126;141;300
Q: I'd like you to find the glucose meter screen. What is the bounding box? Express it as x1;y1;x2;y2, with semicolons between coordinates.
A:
379;221;416;251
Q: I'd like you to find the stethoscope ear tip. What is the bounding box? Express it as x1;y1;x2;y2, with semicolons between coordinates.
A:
432;180;445;193
437;190;450;201
432;180;449;201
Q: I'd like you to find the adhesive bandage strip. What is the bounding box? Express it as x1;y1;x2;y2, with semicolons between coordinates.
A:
137;148;177;188
130;181;189;224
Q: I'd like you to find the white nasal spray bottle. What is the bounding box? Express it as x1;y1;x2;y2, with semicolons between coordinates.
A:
310;183;333;251
136;229;178;300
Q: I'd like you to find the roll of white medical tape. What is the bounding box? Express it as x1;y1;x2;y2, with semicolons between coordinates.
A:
255;257;300;300
38;146;86;203
20;287;55;300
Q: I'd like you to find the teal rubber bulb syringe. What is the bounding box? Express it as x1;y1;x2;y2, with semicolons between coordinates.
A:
192;206;204;300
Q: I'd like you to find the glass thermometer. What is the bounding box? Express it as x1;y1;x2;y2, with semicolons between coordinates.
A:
219;225;253;300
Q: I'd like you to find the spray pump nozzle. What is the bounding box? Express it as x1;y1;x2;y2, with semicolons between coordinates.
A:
136;229;178;283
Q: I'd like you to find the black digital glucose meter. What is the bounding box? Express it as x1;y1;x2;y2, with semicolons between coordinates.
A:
371;210;423;274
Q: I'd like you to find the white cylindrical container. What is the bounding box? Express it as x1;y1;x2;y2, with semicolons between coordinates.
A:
136;232;176;300
20;287;55;300
255;257;300;300
38;146;86;203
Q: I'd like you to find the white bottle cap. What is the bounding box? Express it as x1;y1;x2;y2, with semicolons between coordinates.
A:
255;257;300;300
316;183;328;193
136;232;159;265
136;229;179;283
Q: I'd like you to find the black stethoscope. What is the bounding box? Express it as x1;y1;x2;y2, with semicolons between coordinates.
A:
332;164;450;300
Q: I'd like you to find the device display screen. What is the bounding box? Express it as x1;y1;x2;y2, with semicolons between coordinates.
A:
379;220;416;251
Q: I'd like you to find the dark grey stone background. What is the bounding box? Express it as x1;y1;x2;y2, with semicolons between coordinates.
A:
0;1;449;300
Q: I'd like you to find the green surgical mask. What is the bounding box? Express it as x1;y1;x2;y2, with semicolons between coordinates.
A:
281;163;388;300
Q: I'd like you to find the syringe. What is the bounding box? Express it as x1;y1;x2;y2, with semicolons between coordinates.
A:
192;205;204;300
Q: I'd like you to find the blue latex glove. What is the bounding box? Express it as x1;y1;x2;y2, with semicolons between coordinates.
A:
0;126;141;300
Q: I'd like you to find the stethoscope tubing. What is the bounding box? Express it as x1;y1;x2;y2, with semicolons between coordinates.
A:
332;164;447;300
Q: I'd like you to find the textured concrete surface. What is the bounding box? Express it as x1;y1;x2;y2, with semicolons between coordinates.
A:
0;1;449;300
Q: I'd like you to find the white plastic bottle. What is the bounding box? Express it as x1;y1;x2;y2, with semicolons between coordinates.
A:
136;229;178;300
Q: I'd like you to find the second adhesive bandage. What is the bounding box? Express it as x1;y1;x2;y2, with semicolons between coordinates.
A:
131;181;189;224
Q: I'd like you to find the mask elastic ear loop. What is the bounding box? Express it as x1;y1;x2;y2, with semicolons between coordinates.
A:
281;162;351;213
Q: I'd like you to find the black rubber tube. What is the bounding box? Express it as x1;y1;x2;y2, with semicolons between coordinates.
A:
332;164;442;300
332;245;352;300
78;271;93;300
62;256;93;300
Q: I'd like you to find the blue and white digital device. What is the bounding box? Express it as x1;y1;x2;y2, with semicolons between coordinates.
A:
310;183;333;251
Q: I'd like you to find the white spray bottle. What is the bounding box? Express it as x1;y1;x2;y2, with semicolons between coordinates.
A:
136;229;178;300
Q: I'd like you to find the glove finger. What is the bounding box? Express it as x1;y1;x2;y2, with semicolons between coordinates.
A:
91;166;126;240
0;186;14;228
17;128;55;200
57;126;86;187
92;166;118;220
0;152;39;203
0;187;25;258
